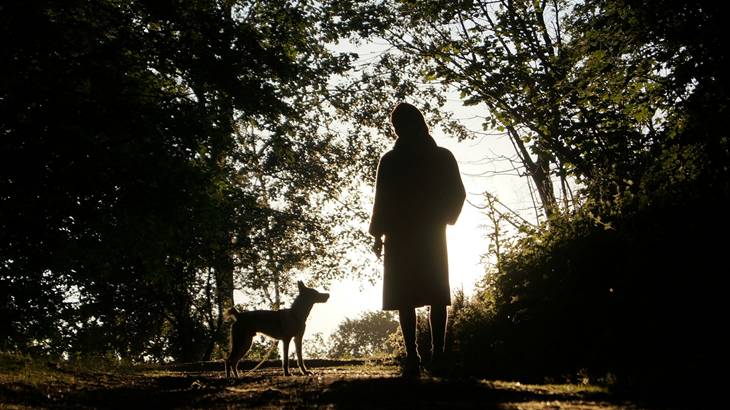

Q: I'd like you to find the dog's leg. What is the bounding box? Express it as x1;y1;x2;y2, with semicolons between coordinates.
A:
295;335;311;375
282;338;292;376
226;333;253;379
225;345;237;379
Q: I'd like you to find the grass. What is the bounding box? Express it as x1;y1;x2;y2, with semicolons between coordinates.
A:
0;352;650;409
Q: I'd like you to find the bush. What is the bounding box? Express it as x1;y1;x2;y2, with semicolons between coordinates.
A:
328;311;399;359
447;142;729;388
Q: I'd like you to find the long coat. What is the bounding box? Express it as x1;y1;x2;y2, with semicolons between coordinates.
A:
369;136;466;310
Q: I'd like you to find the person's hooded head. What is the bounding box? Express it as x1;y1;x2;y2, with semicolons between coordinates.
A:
390;102;429;142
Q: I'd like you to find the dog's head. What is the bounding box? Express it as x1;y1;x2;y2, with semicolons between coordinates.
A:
297;280;330;304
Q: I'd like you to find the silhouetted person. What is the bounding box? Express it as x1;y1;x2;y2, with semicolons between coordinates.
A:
369;102;465;377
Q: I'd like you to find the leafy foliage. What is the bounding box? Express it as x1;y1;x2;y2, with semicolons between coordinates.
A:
0;0;380;361
328;311;399;358
440;0;730;390
329;0;727;391
3;4;728;397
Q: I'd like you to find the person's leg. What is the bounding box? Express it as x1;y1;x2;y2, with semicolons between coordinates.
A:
398;308;419;376
398;308;417;356
429;305;447;358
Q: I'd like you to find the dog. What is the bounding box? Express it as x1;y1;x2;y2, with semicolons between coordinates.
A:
224;280;330;378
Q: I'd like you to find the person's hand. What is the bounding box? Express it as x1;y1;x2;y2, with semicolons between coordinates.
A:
372;237;383;259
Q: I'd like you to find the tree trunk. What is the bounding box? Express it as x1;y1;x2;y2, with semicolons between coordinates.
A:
203;253;234;361
507;125;558;220
215;254;235;312
534;149;558;219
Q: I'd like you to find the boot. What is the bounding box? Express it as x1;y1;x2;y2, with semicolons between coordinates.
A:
426;347;448;377
402;351;421;378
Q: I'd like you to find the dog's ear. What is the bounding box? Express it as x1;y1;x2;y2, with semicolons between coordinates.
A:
297;280;305;290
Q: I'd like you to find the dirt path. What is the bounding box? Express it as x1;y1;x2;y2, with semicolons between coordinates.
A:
1;357;647;409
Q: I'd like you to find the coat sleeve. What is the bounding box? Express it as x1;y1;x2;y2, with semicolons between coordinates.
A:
369;157;388;237
444;150;466;225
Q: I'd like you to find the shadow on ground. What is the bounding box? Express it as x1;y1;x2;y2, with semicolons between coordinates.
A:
314;377;613;409
0;358;646;409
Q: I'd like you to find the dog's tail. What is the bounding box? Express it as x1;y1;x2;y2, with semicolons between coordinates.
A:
224;306;239;322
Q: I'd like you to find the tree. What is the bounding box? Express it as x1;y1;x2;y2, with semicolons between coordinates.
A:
435;0;730;387
0;0;381;361
333;0;726;221
331;0;577;219
328;311;399;358
1;0;238;358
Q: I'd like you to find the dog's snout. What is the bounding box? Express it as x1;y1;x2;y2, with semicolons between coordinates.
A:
321;293;330;302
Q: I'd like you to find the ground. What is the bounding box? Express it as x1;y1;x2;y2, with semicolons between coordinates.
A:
0;354;650;409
